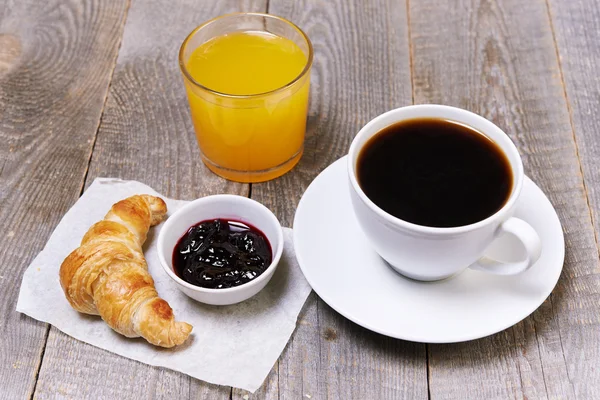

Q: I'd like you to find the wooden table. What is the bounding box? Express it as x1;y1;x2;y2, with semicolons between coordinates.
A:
2;0;599;398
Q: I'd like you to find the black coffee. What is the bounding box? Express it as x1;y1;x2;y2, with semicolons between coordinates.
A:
357;118;513;228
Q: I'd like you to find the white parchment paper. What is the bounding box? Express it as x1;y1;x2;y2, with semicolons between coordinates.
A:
16;178;311;392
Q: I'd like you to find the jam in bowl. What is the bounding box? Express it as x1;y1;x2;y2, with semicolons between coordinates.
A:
157;195;284;305
173;218;272;289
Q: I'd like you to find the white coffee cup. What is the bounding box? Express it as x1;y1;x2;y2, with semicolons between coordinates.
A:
347;104;542;281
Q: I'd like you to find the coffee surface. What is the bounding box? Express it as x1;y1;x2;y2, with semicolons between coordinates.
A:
357;118;513;228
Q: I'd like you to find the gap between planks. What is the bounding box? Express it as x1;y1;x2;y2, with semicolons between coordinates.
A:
544;0;596;391
27;1;133;398
543;0;600;262
405;0;416;106
28;326;51;400
80;0;133;199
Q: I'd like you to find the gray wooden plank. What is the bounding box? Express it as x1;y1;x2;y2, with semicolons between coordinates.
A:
232;366;279;400
409;0;600;398
32;0;266;399
250;1;428;399
0;0;129;398
232;293;321;400
276;294;321;400
316;302;427;400
546;0;600;398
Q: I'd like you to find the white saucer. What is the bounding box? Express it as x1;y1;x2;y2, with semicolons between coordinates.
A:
293;156;564;343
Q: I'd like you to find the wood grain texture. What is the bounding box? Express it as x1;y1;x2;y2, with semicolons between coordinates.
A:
273;294;322;400
32;0;266;399
251;1;428;399
409;0;600;398
548;0;600;238
232;365;279;400
546;0;600;398
7;0;597;397
0;0;128;398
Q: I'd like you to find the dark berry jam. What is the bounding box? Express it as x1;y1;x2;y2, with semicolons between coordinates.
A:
173;219;272;289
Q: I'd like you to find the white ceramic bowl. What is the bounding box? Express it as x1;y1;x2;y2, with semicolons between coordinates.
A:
157;195;284;305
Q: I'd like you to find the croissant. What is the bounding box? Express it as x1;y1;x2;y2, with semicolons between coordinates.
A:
60;194;192;348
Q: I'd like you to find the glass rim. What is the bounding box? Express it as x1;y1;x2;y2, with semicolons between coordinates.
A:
178;12;314;99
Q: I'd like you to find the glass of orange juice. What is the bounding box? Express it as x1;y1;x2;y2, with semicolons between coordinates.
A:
179;13;313;182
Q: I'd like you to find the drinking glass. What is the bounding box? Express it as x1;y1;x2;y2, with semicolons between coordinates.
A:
179;13;313;182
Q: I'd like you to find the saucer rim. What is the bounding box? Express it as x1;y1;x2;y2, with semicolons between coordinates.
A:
293;156;565;343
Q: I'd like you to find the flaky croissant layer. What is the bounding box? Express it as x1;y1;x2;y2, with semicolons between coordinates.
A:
60;195;192;348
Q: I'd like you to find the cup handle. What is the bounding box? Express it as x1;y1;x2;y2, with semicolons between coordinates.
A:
469;217;542;275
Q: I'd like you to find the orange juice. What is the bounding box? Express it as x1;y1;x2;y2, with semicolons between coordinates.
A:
182;29;311;182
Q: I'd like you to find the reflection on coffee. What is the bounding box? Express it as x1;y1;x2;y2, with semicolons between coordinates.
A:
357;118;513;228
